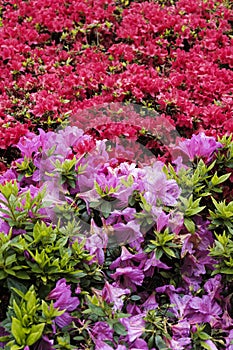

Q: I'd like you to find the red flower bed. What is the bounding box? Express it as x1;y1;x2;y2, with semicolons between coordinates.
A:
0;0;232;154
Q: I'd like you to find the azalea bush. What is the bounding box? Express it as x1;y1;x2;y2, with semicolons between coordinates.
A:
0;0;233;349
0;125;233;349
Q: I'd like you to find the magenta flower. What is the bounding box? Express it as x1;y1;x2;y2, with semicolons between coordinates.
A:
91;321;114;342
111;266;144;291
47;279;79;328
31;335;55;350
144;252;171;276
94;281;130;311
177;132;222;162
110;246;145;270
93;339;113;350
141;292;158;311
120;313;146;343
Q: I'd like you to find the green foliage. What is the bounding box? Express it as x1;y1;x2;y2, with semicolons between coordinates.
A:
0;181;102;290
143;305;173;349
49;157;85;189
209;198;233;234
15;157;36;181
0;286;63;349
209;231;233;279
145;227;181;260
190;324;225;350
0;219;99;286
0;180;46;231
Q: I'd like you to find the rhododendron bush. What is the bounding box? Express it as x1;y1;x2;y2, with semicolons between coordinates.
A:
0;0;233;349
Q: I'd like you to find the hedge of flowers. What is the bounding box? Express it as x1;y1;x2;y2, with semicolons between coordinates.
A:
0;0;233;349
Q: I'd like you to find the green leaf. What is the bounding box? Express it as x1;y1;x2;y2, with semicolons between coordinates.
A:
26;323;45;346
198;331;210;340
155;335;168;349
0;270;7;280
130;295;141;301
148;334;155;348
184;218;195;233
200;340;215;350
14;271;31;279
211;172;231;186
163;246;177;258
113;322;128;336
5;254;17;266
11;317;25;345
13;300;22;320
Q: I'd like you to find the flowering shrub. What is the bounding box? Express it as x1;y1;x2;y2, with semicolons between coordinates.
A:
0;127;232;349
0;0;233;349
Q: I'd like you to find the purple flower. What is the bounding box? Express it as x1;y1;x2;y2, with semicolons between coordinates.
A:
93;339;113;350
155;209;170;232
172;320;190;339
16;130;46;158
142;161;181;206
95;172;120;194
225;329;233;350
204;275;222;301
85;219;108;264
109;220;143;246
110;246;145;270
203;340;218;350
120;313;146;343
186;295;222;324
170;320;192;350
32;335;55;350
144;252;171;277
129;338;149;349
141;293;158;311
47;279;79;328
168;211;184;234
106;207;136;226
0;220;10;235
91;321;114;342
0;169;16;184
111;267;144;291
177;132;222;162
94;281;130;311
166;337;191;350
181;227;216;291
126;303;141;316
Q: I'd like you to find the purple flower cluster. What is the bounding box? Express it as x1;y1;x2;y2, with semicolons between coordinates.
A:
0;127;232;349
